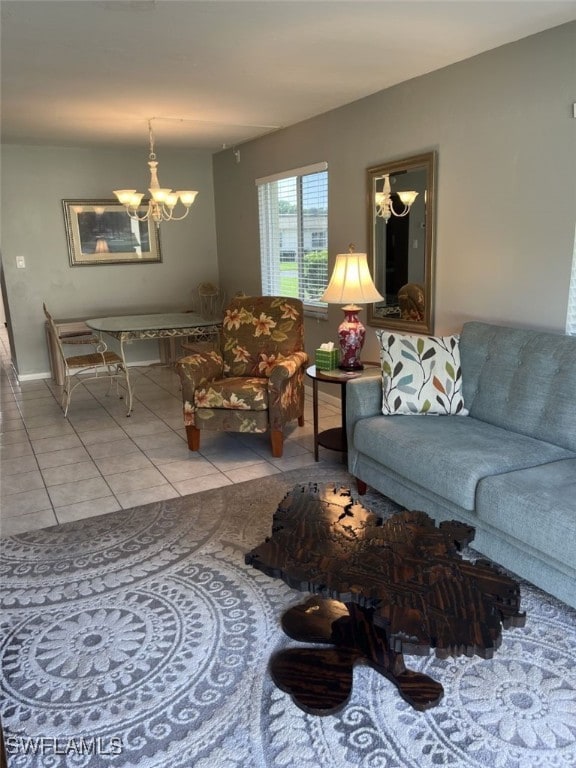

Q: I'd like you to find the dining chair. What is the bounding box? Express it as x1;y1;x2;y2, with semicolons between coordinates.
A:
43;303;127;416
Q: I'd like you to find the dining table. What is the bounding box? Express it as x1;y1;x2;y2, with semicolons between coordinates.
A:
86;312;221;415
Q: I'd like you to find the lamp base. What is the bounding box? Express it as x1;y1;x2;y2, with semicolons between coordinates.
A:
337;305;365;371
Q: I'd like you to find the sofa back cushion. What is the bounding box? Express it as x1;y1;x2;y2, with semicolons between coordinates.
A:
460;322;576;451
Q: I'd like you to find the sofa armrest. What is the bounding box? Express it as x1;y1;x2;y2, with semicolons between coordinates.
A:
346;375;382;438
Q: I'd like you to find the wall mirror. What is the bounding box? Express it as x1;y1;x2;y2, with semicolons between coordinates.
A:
367;151;436;334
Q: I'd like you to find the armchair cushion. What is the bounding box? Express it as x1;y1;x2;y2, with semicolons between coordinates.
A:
194;377;268;411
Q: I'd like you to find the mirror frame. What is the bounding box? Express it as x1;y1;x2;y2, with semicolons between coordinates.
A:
367;151;436;334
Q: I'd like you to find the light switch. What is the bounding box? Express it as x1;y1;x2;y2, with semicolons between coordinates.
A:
16;256;26;269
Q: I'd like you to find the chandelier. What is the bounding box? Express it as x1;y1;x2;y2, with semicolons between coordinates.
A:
114;120;198;225
375;174;418;222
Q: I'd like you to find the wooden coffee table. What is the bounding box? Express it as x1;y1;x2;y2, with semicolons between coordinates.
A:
245;483;525;714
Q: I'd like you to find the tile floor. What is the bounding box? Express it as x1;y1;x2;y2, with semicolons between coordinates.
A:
0;328;343;536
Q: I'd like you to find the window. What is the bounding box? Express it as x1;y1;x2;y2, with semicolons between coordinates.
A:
566;224;576;335
257;162;328;316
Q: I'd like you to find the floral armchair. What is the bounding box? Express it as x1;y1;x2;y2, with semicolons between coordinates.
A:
176;296;309;457
398;282;425;322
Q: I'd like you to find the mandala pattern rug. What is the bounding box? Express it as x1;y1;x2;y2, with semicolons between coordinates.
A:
1;465;575;768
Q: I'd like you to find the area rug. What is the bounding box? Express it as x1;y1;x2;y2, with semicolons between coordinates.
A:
1;465;575;768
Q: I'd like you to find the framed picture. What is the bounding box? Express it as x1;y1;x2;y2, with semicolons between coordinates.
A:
62;199;162;266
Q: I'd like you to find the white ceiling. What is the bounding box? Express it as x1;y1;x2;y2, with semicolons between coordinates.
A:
2;0;575;151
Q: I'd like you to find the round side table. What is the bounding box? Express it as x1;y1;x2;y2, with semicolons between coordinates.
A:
306;364;380;461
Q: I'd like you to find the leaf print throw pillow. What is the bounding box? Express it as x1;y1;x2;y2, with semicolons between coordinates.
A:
376;331;468;416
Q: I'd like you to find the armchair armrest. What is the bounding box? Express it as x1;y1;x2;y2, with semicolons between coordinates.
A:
176;350;225;426
268;351;309;386
176;350;224;387
267;351;309;430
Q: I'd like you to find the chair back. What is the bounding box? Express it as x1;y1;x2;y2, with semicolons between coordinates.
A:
197;282;223;319
43;303;67;364
221;296;305;377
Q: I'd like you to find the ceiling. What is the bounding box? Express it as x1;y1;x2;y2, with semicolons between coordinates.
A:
2;0;575;151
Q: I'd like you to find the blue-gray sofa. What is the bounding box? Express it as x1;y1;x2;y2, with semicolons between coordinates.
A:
346;321;576;609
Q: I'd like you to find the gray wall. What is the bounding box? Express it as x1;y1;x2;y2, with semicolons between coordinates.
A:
1;145;218;376
213;22;576;364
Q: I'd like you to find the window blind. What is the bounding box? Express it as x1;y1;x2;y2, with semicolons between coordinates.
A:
257;163;328;316
566;224;576;335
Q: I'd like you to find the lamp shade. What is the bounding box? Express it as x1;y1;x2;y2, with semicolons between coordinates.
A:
321;252;383;305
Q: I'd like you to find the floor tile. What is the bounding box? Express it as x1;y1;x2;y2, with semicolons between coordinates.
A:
1;418;26;433
104;467;168;495
172;473;233;496
32;434;84;454
2;455;39;476
158;458;220;483
68;414;119;432
79;426;128;445
42;460;101;487
143;442;193;465
35;445;93;470
132;432;187;451
55;496;122;524
27;423;75;441
120;419;173;438
116;484;180;509
224;462;281;483
1;470;45;496
203;445;265;471
0;442;33;459
95;452;154;475
270;452;328;471
1;509;58;536
47;477;113;507
0;488;52;516
22;403;65;429
85;438;143;459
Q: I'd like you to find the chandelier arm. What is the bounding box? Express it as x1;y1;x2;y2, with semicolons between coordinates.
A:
389;199;410;217
162;207;192;221
126;210;151;222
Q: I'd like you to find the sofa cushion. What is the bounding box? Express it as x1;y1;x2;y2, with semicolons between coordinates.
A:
476;459;576;572
352;415;574;510
460;322;576;452
376;331;467;416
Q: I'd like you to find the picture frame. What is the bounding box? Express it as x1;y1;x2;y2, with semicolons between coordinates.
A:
62;199;162;266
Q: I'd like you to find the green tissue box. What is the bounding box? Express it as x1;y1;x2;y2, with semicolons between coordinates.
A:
315;347;339;371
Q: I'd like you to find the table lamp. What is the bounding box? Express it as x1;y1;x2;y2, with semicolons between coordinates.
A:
321;246;384;370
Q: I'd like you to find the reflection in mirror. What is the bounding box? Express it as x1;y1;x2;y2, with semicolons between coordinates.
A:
367;152;436;334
